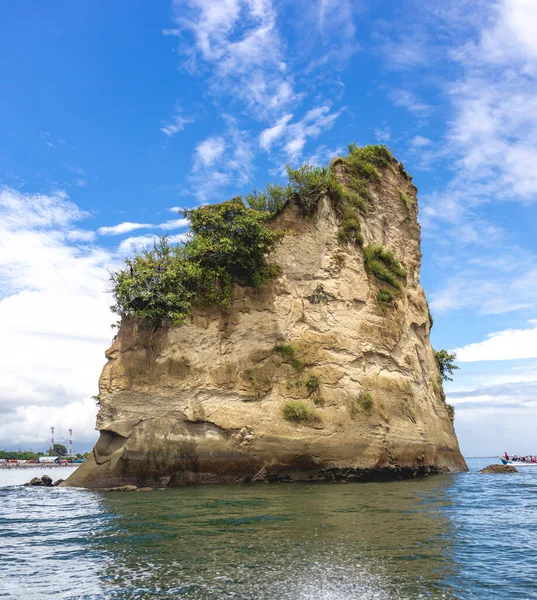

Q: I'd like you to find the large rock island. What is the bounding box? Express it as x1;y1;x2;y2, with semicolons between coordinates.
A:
65;145;467;489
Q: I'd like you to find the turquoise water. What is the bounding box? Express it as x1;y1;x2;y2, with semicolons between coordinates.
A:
1;458;536;599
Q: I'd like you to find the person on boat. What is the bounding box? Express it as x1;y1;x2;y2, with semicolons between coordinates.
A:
505;452;509;460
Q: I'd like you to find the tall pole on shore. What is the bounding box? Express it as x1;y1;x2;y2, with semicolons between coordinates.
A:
50;427;55;456
69;429;73;457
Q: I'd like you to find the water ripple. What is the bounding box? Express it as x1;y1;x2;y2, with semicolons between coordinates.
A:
1;459;537;598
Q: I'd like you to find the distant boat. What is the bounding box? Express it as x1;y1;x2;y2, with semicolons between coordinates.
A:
499;457;537;467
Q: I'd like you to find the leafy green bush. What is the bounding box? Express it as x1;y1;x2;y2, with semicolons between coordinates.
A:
245;183;288;214
435;350;459;382
286;164;343;216
111;200;283;327
283;401;321;424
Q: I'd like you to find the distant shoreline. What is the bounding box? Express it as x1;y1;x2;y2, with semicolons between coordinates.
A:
0;463;79;470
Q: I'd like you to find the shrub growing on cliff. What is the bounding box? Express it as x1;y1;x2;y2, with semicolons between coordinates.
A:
335;144;395;246
111;200;283;327
446;403;455;422
435;350;459;382
283;401;321;424
286;164;343;215
246;183;288;214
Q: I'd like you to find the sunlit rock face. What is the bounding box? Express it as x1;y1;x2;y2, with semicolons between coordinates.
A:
65;159;467;489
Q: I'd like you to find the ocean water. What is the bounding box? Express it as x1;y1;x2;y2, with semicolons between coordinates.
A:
1;458;536;599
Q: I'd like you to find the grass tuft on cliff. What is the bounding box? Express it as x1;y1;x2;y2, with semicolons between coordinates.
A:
274;344;304;369
363;245;406;291
283;401;321;424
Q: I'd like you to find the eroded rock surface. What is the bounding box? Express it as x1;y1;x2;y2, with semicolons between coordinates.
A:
65;159;467;489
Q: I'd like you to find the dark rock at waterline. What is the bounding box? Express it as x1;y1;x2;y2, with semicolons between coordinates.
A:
25;475;55;486
480;464;518;474
54;479;64;486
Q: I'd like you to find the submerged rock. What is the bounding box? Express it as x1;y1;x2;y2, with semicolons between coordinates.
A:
64;150;467;490
480;464;518;474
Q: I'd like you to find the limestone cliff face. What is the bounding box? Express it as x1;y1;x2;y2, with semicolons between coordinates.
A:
67;159;467;488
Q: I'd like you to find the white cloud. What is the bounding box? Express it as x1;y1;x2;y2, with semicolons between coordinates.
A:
389;89;431;118
373;126;391;143
259;114;293;151
194;136;226;169
98;222;152;236
453;321;537;362
157;218;189;230
161;108;194;136
187;121;254;202
171;0;296;119
429;262;537;315
118;234;159;255
0;187;117;450
259;104;342;162
409;135;431;148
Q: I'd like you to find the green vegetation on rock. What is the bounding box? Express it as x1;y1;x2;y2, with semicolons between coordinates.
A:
111;143;412;326
359;392;374;412
304;374;321;395
274;344;304;369
283;401;321;424
363;245;406;306
348;392;374;418
435;350;459;382
399;189;410;210
111;200;283;327
377;289;395;306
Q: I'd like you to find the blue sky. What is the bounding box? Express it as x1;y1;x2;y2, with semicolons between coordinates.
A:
1;0;537;456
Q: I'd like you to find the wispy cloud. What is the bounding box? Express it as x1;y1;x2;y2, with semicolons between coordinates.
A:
194;136;226;169
409;135;431;148
187;121;254;202
157;218;189;230
161;107;194;136
118;232;189;255
453;321;537;362
98;218;189;237
259;103;342;162
389;89;432;118
98;222;152;236
171;0;296;119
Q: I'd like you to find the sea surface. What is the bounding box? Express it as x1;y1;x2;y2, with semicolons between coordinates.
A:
1;458;536;599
